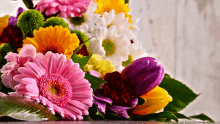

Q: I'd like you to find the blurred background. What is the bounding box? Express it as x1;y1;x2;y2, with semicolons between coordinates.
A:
0;0;220;122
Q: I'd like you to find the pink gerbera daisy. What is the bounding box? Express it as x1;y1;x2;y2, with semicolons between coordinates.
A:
13;52;93;120
35;0;92;17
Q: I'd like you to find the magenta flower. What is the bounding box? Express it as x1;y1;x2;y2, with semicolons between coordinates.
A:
93;57;164;118
1;44;43;89
121;57;164;96
35;0;92;18
13;52;93;120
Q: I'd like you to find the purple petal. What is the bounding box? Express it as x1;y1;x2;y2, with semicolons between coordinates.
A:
8;16;17;26
93;97;107;114
130;97;138;108
121;57;165;96
16;7;25;18
108;105;131;118
93;90;112;104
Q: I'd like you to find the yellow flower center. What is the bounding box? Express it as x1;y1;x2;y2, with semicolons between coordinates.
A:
102;39;115;56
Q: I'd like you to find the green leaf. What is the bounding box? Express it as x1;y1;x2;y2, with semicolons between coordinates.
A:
173;113;191;120
84;74;106;89
72;54;92;69
88;104;104;120
189;113;215;123
137;97;145;105
159;74;199;112
125;0;129;4
71;37;94;57
22;0;34;9
0;96;60;121
131;111;178;122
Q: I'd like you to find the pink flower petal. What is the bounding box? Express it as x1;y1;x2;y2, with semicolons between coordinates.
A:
13;74;28;83
49;2;59;7
65;104;82;115
25;62;45;79
18;67;38;80
19;44;36;57
59;5;67;12
68;100;88;110
4;52;19;62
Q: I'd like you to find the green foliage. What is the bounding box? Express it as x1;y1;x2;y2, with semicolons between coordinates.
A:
131;111;178;122
0;96;60;121
137;97;145;105
22;0;34;9
71;30;89;47
189;113;215;123
17;9;45;37
159;74;199;112
0;43;16;68
72;54;92;69
84;74;106;89
88;104;104;120
44;17;68;28
71;36;93;56
125;0;129;4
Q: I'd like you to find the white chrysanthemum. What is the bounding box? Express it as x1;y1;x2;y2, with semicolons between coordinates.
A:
115;38;148;72
88;25;130;66
62;1;100;33
96;9;134;40
130;16;140;39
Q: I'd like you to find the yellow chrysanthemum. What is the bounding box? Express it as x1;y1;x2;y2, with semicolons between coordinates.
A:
133;87;173;115
94;0;132;24
22;26;79;59
83;54;115;78
0;15;9;36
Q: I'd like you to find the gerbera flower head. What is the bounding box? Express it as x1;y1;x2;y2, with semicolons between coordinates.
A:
35;0;92;18
1;44;43;89
22;26;80;59
0;15;9;36
14;52;93;120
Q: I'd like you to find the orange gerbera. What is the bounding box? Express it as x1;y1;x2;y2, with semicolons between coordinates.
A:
22;26;79;59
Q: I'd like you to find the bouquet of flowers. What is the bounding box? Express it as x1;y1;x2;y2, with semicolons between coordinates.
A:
0;0;215;122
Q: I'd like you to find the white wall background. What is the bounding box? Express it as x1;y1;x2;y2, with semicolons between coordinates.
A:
0;0;219;122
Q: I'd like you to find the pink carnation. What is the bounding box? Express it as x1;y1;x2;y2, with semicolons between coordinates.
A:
13;52;93;120
35;0;92;17
1;44;43;89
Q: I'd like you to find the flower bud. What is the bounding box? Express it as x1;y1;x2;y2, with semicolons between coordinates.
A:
132;86;172;115
121;57;164;96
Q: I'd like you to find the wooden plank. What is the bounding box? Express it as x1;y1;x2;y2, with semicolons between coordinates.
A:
175;0;220;121
129;0;176;75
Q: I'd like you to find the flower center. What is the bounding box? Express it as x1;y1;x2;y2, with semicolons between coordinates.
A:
102;39;115;56
122;55;134;67
101;72;136;107
71;14;86;25
38;74;72;107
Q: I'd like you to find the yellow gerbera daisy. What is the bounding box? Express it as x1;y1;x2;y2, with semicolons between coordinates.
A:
22;26;79;59
0;15;9;36
94;0;132;24
83;54;115;79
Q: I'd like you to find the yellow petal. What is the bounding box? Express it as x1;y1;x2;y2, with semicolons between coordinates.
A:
132;87;172;115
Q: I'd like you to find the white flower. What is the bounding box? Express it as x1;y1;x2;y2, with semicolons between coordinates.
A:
115;38;148;72
62;1;100;33
96;9;134;40
130;16;140;39
88;25;130;66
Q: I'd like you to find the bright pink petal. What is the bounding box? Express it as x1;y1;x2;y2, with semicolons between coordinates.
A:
4;52;19;62
19;44;36;57
18;67;38;80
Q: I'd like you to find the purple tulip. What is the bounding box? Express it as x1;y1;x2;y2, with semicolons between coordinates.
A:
121;57;164;96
